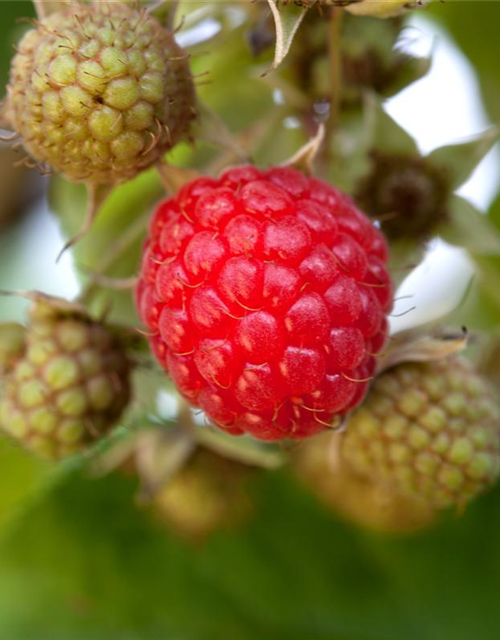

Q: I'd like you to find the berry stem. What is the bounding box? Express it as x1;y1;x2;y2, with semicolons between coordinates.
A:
56;183;112;262
320;6;343;178
32;0;49;20
79;209;151;305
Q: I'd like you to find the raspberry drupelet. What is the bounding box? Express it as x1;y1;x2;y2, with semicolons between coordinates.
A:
136;166;392;441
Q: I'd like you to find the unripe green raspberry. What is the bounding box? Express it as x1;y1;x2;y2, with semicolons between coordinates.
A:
0;323;26;373
355;153;449;243
152;448;254;542
294;432;435;534
0;297;131;460
342;357;500;509
5;2;195;184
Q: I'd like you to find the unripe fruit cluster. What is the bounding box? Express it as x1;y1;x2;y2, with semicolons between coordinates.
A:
152;447;254;541
0;299;130;460
294;432;435;534
5;2;195;183
343;357;500;508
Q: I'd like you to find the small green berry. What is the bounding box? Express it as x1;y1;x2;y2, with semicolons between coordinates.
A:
343;357;500;509
0;296;131;460
152;448;254;542
5;2;195;184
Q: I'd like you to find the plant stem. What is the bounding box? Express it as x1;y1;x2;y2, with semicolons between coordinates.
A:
79;209;151;305
319;6;343;178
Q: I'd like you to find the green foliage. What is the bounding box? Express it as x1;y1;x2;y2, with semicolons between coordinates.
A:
427;128;499;190
0;440;55;536
442;196;500;255
429;1;500;125
0;2;34;92
49;170;163;323
0;468;499;640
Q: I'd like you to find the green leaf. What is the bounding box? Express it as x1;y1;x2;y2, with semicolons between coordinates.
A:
48;170;164;324
365;93;419;156
2;468;500;639
486;190;500;232
427;128;499;190
450;279;500;332
429;2;500;126
265;0;308;75
0;2;34;95
147;0;180;29
0;441;57;539
385;52;433;100
193;101;250;162
325;109;373;192
440;196;500;256
470;254;500;315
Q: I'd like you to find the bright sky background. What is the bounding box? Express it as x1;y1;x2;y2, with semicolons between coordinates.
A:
387;15;499;332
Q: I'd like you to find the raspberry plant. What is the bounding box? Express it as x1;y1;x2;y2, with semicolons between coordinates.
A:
1;0;500;638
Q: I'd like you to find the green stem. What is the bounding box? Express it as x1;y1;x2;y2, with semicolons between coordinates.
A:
319;6;343;178
78;209;151;306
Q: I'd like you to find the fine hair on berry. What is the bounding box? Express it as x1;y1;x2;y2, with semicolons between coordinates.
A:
136;165;392;441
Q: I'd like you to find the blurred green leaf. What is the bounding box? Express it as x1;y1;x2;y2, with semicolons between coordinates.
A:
329;109;372;192
427;128;498;190
487;190;500;232
0;440;56;538
195;22;275;133
429;1;500;125
48;170;164;324
386;51;432;99
440;196;500;256
470;254;500;317
365;94;418;156
0;2;34;96
0;468;500;639
265;0;308;74
449;280;500;333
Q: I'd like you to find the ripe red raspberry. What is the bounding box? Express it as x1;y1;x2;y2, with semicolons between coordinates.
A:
136;166;392;441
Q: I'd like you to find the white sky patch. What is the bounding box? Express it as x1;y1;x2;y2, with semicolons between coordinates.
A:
0;199;79;321
387;15;499;334
389;241;475;335
156;391;180;421
176;17;221;48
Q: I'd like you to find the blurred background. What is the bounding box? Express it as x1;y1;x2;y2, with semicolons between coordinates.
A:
1;2;500;639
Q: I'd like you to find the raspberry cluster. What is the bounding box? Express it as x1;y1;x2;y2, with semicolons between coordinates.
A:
137;165;392;441
343;357;500;508
5;2;195;184
0;298;130;460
